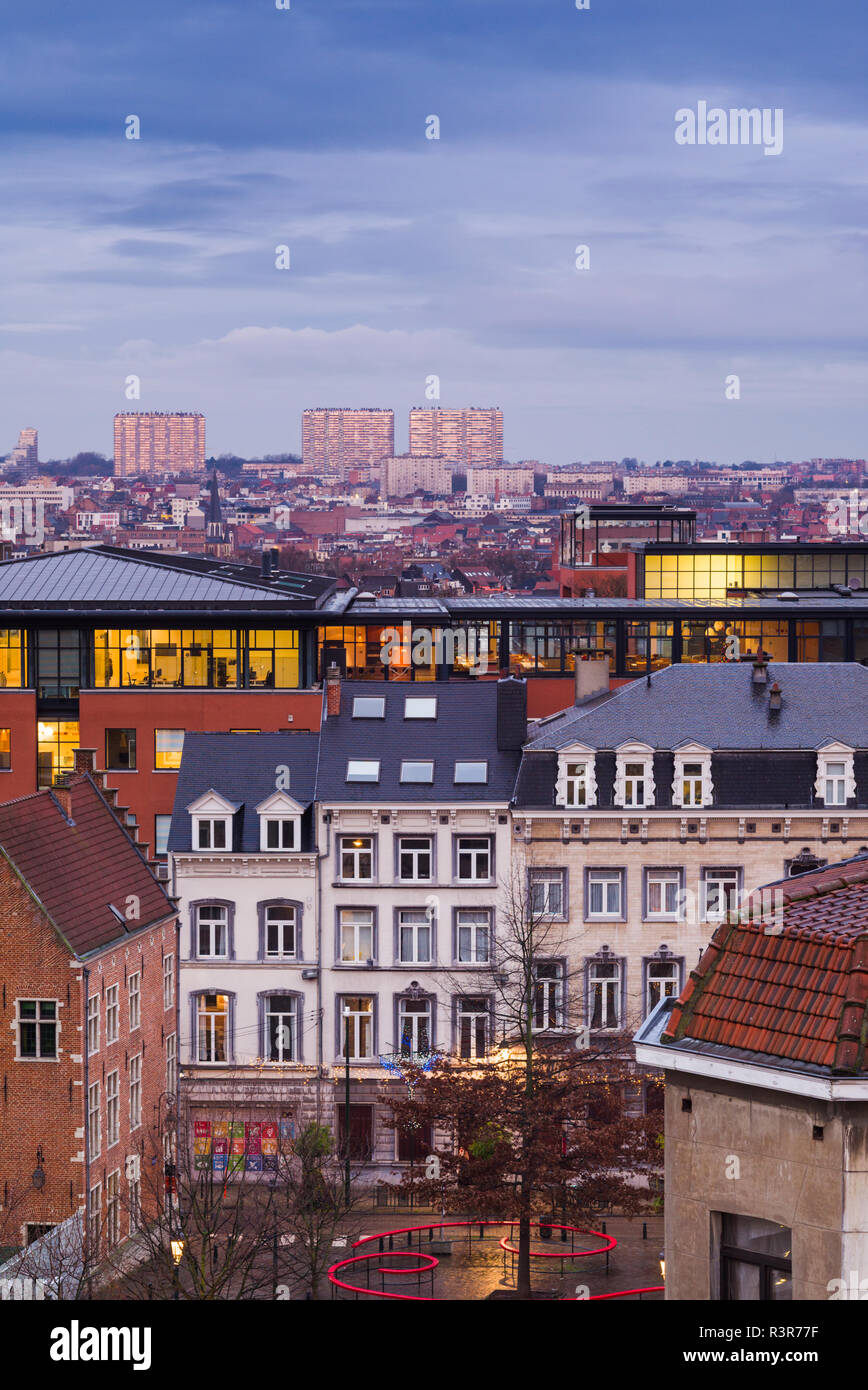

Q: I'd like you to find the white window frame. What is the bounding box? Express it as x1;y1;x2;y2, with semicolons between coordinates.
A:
129;1053;142;1131
672;745;713;809
399;997;432;1058
106;985;119;1044
265;995;298;1062
398;836;432;881
614;743;655;810
163;954;174;1011
398;909;432;964
457;910;490;963
702;867;741;922
195;815;231;851
106;1170;120;1250
586;870;623;919
196;904;229;959
815;743;856;808
340;835;374;881
166;1032;177;1093
555;744;597;809
16;999;58;1060
126;1154;141;1234
346;759;380;783
533;961;565;1030
88;1080;101;1159
87;994;99;1054
128;972;141;1031
261;816;298;850
645;869;683;920
588;960;621;1030
529;868;566;919
88;1183;101;1255
340;997;374;1060
339;908;374;963
196;994;229;1063
106;1069;120;1148
264;904;297;960
456;836;491;882
646;958;680;1013
457;997;489;1059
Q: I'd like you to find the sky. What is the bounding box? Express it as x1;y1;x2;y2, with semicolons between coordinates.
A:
0;0;866;466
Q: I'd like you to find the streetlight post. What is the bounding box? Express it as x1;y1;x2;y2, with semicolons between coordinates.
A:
343;1007;351;1205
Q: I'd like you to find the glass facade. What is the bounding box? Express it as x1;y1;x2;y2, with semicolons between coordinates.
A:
645;549;868;600
0;629;24;687
37;720;80;788
93;629;299;688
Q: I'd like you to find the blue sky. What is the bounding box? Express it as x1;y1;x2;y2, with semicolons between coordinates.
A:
1;0;866;464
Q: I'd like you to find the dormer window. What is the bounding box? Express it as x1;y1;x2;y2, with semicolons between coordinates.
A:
815;743;855;808
672;745;713;809
256;791;304;853
614;743;655;810
555;744;597;809
187;790;238;854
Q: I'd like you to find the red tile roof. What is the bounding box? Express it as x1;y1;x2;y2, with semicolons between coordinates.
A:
0;775;176;957
661;857;868;1074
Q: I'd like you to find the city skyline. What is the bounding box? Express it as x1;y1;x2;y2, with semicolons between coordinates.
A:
0;1;865;465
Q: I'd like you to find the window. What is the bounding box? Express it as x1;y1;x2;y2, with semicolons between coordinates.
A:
589;960;621;1030
680;762;703;806
401;760;434;783
398;836;432;881
645;869;682;919
154;815;172;857
128;972;141;1030
719;1215;792;1301
346;759;380;782
196;817;230;851
338;1103;373;1160
457;910;490;963
163;954;174;1011
265;995;298;1062
457;997;488;1059
340;835;374;880
88;1184;101;1256
340;997;374;1059
404;697;437;719
106;985;119;1044
129;1054;141;1130
352;697;385;718
586;870;623;919
672;748;712;808
565;761;588;807
155;729;184;770
106;1070;120;1148
264;904;297;959
529;868;566;918
0;728;10;771
534;962;565;1029
17;1000;57;1059
454;761;487;784
399;997;432;1057
166;1033;177;1094
263;817;296;849
703;868;740;921
105;728;136;771
398;909;432;964
88;1081;101;1159
646;958;681;1013
0;629;23;688
196;904;229;958
623;762;647;807
126;1155;141;1234
36;719;79;788
824;761;847;806
87;994;99;1054
457;837;491;881
340;909;374;963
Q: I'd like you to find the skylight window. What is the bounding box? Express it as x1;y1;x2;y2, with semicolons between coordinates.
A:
346;759;380;783
404;697;437;720
401;760;434;783
352;697;385;719
454;761;488;784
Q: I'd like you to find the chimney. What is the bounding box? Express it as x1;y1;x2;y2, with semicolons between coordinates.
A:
51;775;74;822
768;680;782;713
496;675;527;750
74;747;97;774
326;663;342;717
752;656;769;686
261;549;273;579
575;656;609;706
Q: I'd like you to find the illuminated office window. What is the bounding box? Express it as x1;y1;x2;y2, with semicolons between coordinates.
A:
246;630;299;688
37;720;80;788
0;629;24;687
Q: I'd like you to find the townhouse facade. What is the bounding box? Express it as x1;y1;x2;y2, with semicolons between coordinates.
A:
0;761;178;1257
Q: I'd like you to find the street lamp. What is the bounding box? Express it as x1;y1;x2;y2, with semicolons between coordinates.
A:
659;1250;666;1282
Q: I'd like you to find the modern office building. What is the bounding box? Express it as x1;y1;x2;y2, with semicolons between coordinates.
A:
9;428;39;478
113;413;206;479
301;409;394;475
408;408;503;471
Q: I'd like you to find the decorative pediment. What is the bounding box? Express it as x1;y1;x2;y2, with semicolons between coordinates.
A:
186;790;240;816
255;791;306;817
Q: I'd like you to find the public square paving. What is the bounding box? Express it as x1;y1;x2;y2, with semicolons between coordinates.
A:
330;1213;665;1301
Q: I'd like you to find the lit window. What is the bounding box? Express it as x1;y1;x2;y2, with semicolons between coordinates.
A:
196;995;228;1063
340;836;374;880
340;997;374;1059
155;729;184;770
0;728;10;771
346;759;380;782
457;998;488;1058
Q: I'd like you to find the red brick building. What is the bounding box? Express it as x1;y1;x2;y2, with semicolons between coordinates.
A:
0;763;178;1257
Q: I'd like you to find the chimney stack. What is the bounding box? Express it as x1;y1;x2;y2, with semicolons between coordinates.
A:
326;663;342;717
752;656;769;686
74;748;97;774
768;681;782;712
51;775;74;822
575;656;610;706
496;675;527;750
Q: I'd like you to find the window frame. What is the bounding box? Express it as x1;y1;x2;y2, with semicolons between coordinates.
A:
128;971;141;1032
338;834;376;882
584;868;626;921
395;907;434;965
189;900;235;961
397;835;433;882
337;907;377;965
16;998;59;1060
528;867;568;920
154;728;185;771
105;984;119;1044
258;900;301;962
643;867;685;921
454;834;493;883
105;727;137;772
337;995;377;1061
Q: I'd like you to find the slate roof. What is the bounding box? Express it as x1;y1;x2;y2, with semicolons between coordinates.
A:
523;663;868;752
0;776;176;957
660;855;868;1075
0;545;335;609
168;733;321;853
316;681;521;804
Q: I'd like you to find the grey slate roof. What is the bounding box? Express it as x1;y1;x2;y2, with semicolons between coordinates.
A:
316;681;520;804
0;546;334;608
168;733;320;853
523;663;868;753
